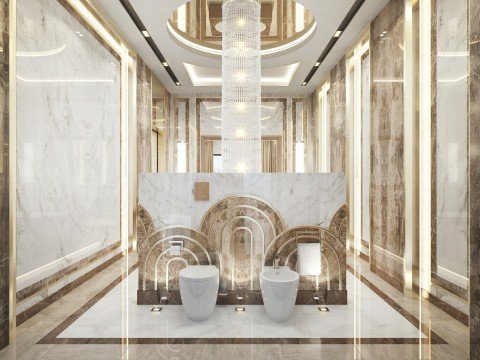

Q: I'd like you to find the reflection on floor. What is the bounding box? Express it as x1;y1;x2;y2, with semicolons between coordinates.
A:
0;252;469;360
51;271;424;342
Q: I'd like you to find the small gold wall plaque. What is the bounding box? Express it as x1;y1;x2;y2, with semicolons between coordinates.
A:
194;182;209;201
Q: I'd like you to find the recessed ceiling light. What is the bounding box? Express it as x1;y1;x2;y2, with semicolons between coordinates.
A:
151;306;162;312
175;81;181;86
302;82;307;86
314;62;320;67
318;306;330;312
333;30;342;37
235;306;246;312
142;30;150;38
162;62;169;67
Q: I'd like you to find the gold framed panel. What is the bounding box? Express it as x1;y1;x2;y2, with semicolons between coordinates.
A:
292;98;308;172
174;98;190;173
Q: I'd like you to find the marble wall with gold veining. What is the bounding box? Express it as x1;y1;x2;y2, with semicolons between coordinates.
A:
0;0;8;350
137;57;152;174
369;0;405;289
329;57;346;174
470;0;480;357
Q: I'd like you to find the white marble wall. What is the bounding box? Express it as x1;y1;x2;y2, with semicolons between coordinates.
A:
139;173;345;229
436;0;469;284
16;0;121;285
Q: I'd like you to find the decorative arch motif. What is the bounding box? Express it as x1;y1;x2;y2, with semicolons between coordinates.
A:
137;205;156;248
264;226;347;291
329;204;348;244
200;195;286;291
138;227;220;293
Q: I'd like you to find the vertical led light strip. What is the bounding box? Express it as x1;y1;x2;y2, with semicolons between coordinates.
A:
353;48;362;255
419;5;432;355
403;0;416;293
419;0;431;296
9;0;17;343
222;0;262;173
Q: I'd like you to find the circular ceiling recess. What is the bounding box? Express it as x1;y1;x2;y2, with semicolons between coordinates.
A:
167;0;316;56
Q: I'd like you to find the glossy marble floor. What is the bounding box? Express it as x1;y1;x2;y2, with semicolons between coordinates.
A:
53;270;423;341
0;252;469;359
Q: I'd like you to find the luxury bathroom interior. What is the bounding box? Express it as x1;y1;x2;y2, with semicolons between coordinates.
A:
0;0;477;359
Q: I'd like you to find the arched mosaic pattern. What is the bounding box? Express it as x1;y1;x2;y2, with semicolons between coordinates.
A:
329;204;348;244
137;205;156;248
264;226;346;291
200;196;286;291
138;227;220;292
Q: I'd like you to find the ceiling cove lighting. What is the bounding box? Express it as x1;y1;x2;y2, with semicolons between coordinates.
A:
183;62;299;87
301;0;365;86
222;0;262;173
118;0;180;85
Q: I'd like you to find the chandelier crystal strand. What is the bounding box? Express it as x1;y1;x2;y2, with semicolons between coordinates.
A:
222;0;262;173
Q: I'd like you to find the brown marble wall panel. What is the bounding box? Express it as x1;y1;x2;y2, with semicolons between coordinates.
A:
369;0;405;289
0;0;8;350
137;57;152;174
470;0;480;357
329;56;346;173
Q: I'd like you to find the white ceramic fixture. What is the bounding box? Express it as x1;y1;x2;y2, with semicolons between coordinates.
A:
260;266;299;321
179;265;219;321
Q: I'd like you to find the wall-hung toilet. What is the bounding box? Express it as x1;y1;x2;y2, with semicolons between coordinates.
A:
179;265;219;321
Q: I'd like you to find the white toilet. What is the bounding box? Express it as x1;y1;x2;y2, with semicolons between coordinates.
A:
179;265;219;321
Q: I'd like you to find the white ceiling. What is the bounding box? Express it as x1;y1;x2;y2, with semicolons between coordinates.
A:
94;0;389;96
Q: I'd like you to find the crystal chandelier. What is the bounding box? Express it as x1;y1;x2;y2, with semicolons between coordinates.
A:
222;0;262;173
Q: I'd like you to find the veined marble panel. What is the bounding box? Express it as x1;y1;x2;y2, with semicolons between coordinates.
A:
361;54;371;249
138;173;346;301
329;57;346;174
0;0;8;349
139;173;345;230
137;57;152;174
434;0;469;284
16;0;121;283
369;0;405;286
470;0;480;357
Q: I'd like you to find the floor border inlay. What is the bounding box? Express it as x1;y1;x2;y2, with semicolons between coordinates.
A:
37;263;447;345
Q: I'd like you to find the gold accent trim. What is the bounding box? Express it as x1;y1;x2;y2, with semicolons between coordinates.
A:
174;98;190;172
292;98;308;172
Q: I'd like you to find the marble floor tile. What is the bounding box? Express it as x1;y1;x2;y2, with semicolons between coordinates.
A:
56;271;423;340
0;253;469;360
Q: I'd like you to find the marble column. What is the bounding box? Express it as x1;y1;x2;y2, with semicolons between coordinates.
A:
469;0;480;357
0;0;8;350
137;57;152;174
329;57;346;174
369;0;406;290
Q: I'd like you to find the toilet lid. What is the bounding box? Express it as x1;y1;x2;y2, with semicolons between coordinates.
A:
179;265;219;282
